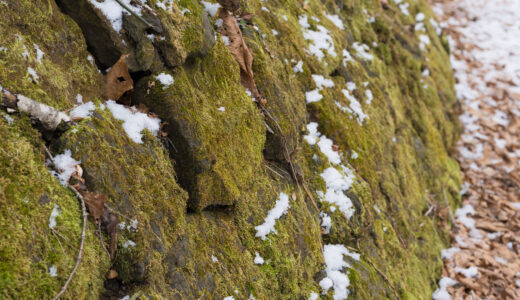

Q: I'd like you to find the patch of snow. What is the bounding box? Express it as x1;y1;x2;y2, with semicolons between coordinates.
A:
299;15;337;60
70;101;96;119
352;42;373;61
441;247;461;260
48;204;61;229
254;252;264;264
308;292;319;300
27;67;39;83
272;29;279;36
455;266;478;278
106;100;161;144
342;49;353;66
201;1;220;17
432;277;457;300
49;265;58;277
320;167;355;219
88;0;143;33
320;212;332;234
217;106;226;112
418;34;431;51
211;255;219;262
293;60;304;73
3;114;14;125
399;3;410;16
53;149;80;185
416;13;425;22
76;94;83;103
306;89;323;103
255;192;290;240
365;89;373;105
123;240;136;248
325;14;344;30
312;75;334;89
223;296;234;300
340;89;368;124
34;44;44;63
222;35;230;46
156;72;174;89
319;244;359;300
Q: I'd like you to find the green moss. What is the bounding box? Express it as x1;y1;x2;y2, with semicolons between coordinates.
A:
1;0;461;298
0;113;109;299
0;0;103;110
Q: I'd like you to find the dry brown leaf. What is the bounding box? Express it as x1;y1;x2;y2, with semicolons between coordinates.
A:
103;54;133;104
81;191;106;220
218;10;262;101
106;269;118;280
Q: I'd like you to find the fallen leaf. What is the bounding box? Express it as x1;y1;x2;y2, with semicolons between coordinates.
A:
218;10;262;100
103;54;133;104
106;269;118;279
81;191;106;220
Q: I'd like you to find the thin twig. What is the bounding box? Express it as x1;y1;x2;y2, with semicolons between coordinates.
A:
97;222;110;257
104;204;133;222
114;0;152;28
356;240;400;299
44;146;88;300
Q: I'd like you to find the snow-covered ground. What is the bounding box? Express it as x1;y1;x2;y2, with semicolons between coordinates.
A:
432;0;520;298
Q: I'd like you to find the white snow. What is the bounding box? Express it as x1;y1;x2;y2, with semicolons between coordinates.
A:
254;252;264;264
342;49;353;66
325;14;344;30
222;36;230;46
317;137;341;165
306;89;323;103
293;60;304;73
34;44;44;63
76;94;83;103
339;89;368;124
88;0;143;33
304;122;320;145
441;247;461;260
223;297;234;300
365;89;373;105
48;204;61;229
299;15;337;60
308;292;319;300
320;212;332;234
106;100;161;144
27;67;38;83
48;265;58;277
319;244;359;300
156;72;174;89
455;266;478;278
70;101;96;119
53;149;81;185
399;3;410;16
123;240;136;248
352;42;373;61
218;106;226;112
3;114;14;125
255;192;290;240
312;75;334;89
320;167;355;219
201;1;220;17
211;255;219;262
432;277;457;300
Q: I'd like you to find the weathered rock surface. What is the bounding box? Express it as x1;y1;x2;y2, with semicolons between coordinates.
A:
0;0;461;299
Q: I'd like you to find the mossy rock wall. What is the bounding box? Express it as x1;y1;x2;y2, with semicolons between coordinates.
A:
0;0;461;299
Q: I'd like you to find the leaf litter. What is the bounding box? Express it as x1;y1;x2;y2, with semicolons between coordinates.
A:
431;0;520;298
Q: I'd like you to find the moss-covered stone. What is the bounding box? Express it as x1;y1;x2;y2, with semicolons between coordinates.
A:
1;0;461;299
0;113;109;299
